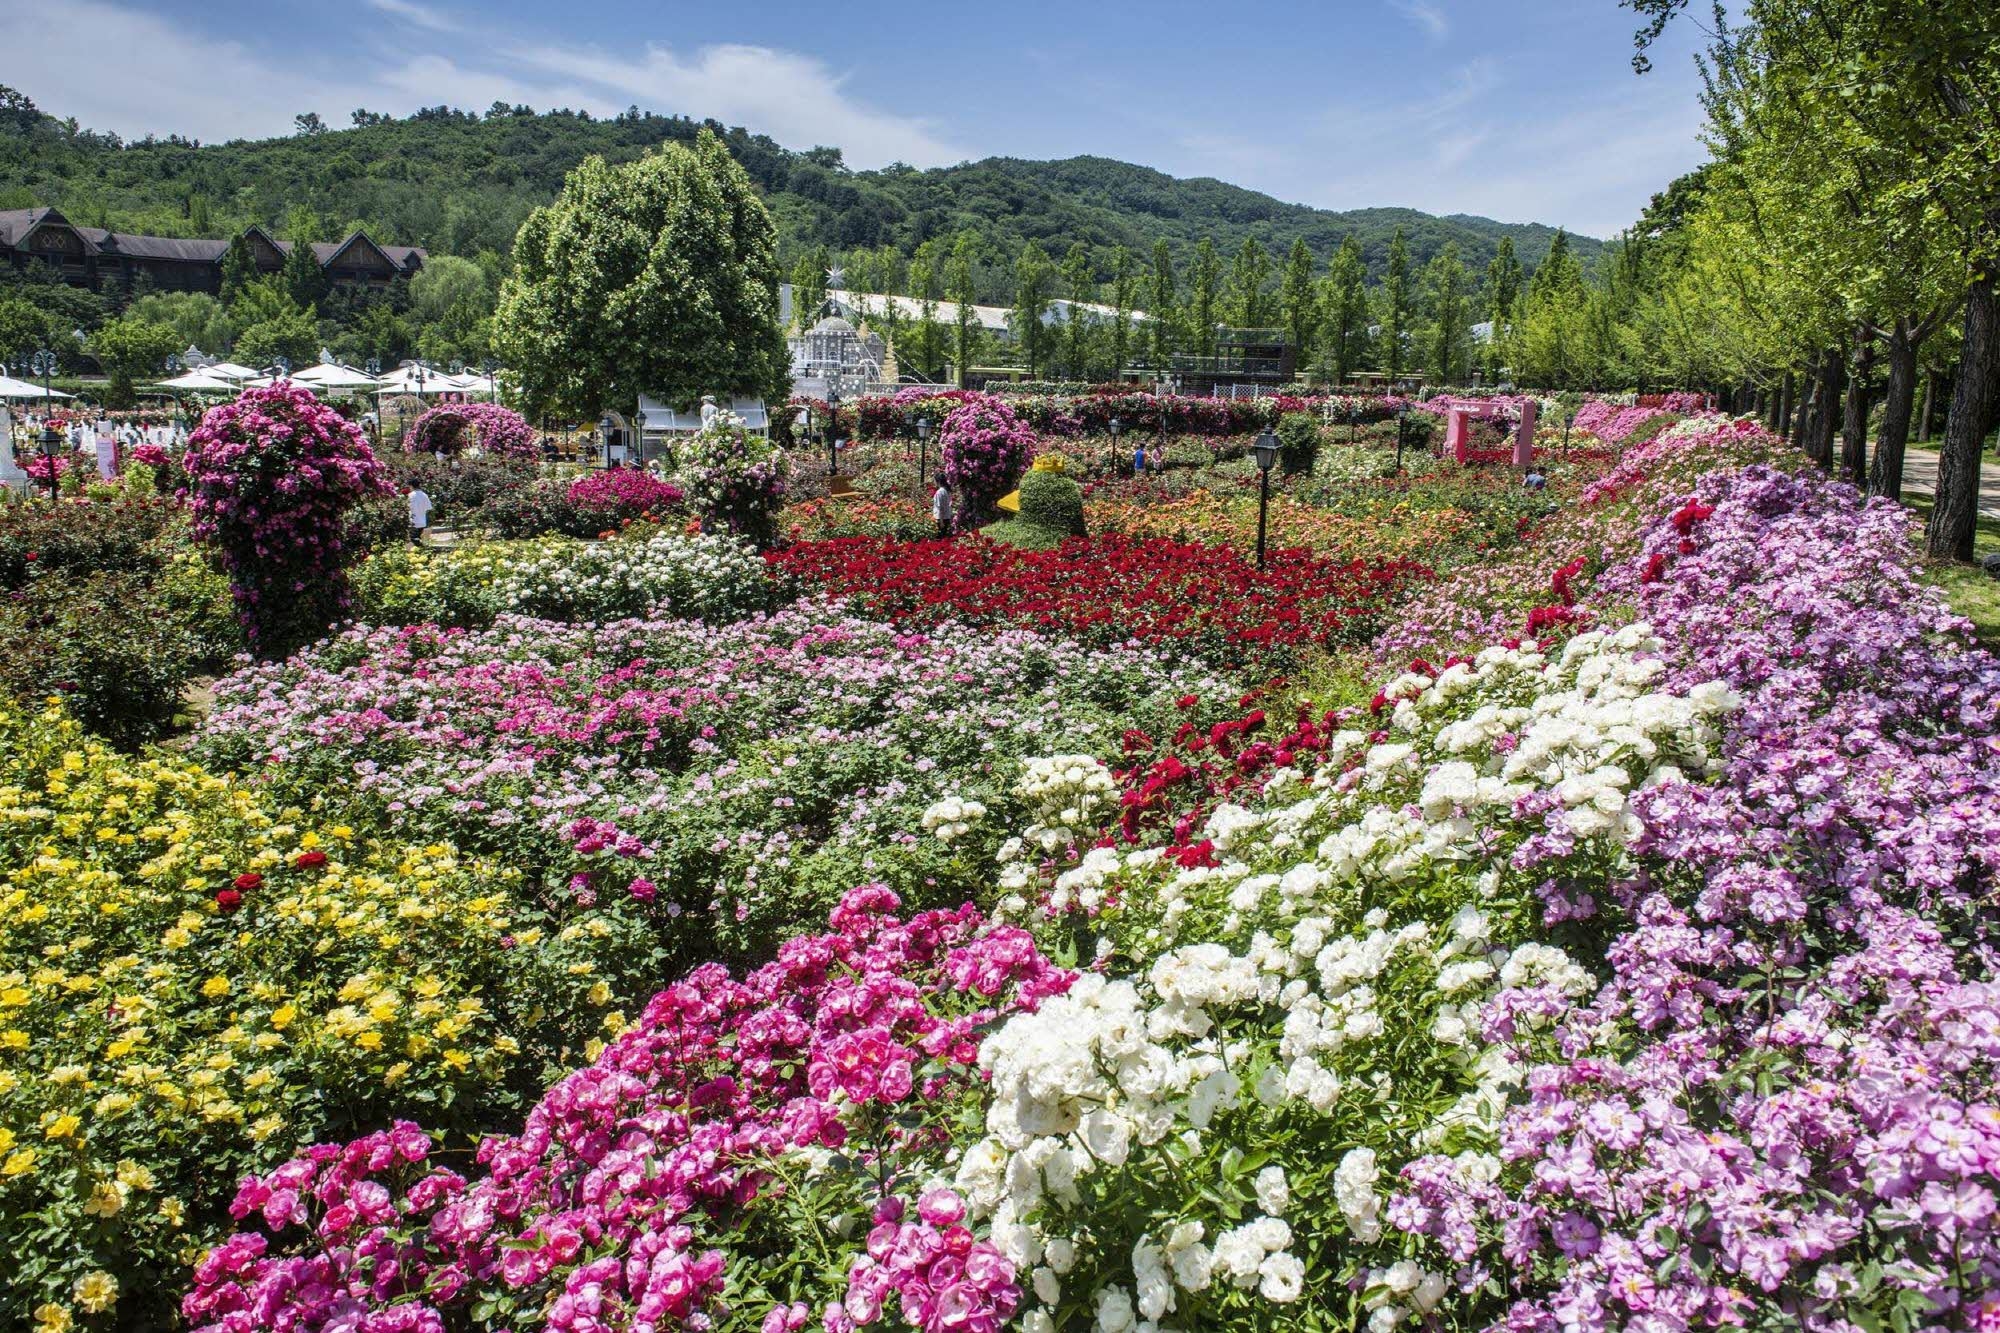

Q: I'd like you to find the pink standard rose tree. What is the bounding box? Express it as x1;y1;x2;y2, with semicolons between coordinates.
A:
939;395;1037;515
402;402;539;460
183;381;393;655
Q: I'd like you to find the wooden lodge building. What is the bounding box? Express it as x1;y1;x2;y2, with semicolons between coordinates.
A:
0;207;426;296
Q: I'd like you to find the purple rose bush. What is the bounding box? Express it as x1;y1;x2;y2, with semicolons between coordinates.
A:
939;397;1038;513
177;407;2000;1332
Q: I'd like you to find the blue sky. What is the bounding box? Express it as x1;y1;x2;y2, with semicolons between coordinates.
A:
3;0;1716;237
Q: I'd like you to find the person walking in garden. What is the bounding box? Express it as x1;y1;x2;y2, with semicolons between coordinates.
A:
931;481;954;538
407;483;432;545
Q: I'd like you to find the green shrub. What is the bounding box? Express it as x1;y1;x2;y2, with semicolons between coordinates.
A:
0;571;206;747
1275;411;1324;476
0;496;182;589
1164;441;1212;470
1017;469;1087;537
980;518;1069;551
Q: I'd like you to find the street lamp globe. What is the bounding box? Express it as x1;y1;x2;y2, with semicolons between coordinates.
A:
1253;430;1280;474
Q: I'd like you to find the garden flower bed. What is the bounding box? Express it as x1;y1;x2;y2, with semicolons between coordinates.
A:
191;604;1234;964
176;413;2000;1332
767;534;1429;671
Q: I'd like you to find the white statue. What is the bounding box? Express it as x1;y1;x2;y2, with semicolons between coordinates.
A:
699;394;719;432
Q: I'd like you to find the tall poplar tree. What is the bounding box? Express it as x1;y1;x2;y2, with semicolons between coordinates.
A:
1380;227;1413;380
1280;237;1319;365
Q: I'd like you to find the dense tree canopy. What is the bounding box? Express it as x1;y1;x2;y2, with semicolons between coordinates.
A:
492;128;790;420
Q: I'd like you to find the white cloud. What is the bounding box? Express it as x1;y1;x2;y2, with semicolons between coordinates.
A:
0;0;967;169
364;0;459;33
504;41;966;168
1389;0;1450;41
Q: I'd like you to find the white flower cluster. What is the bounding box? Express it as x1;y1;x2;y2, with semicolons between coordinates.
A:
920;793;988;843
489;531;769;623
944;626;1742;1329
995;754;1120;906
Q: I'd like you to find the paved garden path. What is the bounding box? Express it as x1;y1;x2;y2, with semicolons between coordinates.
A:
1900;445;2000;521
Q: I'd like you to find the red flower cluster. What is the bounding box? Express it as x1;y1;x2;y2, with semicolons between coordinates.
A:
1114;697;1358;848
768;534;1427;668
293;850;328;869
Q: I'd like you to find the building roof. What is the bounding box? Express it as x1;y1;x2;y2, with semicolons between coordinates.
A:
0;208;424;271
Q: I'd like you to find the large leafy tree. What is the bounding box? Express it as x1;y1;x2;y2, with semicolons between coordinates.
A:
1226;236;1273;329
1320;237;1370;384
1379;227;1414;380
493;129;790;419
1423;244;1471;386
1058;242;1095;379
85;315;180;405
1107;245;1138;377
1627;0;2000;558
1280;237;1318;365
1148;240;1178;366
946;233;981;381
1186;238;1222;358
1010;242;1054;377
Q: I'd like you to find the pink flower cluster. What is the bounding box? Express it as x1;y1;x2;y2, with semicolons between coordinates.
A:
182;382;392;653
183;887;1067;1331
401;402;538;460
824;1191;1019;1333
937;396;1037;509
566;467;685;529
1571;399;1671;445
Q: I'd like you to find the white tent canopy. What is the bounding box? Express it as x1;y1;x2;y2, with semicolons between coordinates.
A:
204;362;261;381
373;366;459;395
0;375;74;400
291;362;381;391
155;370;239;392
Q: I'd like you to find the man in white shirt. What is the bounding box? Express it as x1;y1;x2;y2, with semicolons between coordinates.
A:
407;484;432;545
931;482;954;539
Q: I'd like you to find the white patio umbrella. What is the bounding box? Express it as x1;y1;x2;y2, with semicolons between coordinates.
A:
204;362;261;381
292;362;380;391
154;370;240;392
0;375;74;400
374;366;455;395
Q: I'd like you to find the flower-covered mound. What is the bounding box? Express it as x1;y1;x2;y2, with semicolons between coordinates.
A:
191;604;1233;962
181;416;2000;1332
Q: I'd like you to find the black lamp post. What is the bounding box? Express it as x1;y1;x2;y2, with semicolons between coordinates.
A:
366;359;382;447
29;348;58;502
1349;399;1358;445
1395;405;1408;475
1108;415;1123;474
599;413;616;469
916;415;932;486
1252;429;1279;569
482;357;499;404
826;386;841;480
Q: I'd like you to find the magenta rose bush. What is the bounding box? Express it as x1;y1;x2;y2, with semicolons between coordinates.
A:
402;402;538;460
182;887;1068;1333
938;396;1036;513
182;381;393;654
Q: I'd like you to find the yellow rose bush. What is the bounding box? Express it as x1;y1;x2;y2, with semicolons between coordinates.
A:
0;703;644;1328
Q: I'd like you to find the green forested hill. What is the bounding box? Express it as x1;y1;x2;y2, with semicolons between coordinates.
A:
0;93;1602;301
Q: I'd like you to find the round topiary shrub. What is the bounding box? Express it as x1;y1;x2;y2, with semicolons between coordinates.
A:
183;382;393;655
940;395;1036;513
1017;469;1086;538
402;402;538;460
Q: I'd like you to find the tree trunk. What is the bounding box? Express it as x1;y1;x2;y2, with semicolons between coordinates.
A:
1778;370;1796;438
1811;348;1843;470
1840;327;1874;489
1792;372;1814;452
1870;320;1919;501
1918;371;1934;443
1927;272;2000;561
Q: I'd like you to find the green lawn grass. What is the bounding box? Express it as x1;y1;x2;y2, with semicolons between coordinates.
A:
1899;494;2000;648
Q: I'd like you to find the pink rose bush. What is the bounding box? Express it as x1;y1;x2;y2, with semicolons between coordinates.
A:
182;381;393;654
938;396;1036;512
183;887;1066;1333
402;402;538;460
